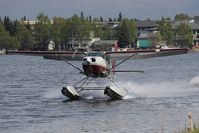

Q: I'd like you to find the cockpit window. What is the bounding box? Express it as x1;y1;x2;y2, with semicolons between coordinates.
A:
85;51;107;61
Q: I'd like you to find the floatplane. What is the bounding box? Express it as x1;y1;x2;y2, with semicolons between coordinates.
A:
7;48;188;100
59;51;144;100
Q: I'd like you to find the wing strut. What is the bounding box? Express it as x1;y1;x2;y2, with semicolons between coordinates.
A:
58;56;84;73
109;54;137;71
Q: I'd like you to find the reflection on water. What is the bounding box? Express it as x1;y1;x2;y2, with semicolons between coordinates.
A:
0;53;199;133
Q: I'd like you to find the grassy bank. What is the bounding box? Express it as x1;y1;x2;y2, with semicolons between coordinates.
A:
175;125;199;133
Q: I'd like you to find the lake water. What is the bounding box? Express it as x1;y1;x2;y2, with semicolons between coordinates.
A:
0;53;199;133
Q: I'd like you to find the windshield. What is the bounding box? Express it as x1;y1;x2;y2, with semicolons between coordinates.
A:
86;51;104;57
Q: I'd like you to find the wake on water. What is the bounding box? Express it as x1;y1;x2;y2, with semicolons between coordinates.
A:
43;76;199;100
121;75;199;99
190;76;199;87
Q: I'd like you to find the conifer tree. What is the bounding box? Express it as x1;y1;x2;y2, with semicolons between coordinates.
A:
118;19;136;48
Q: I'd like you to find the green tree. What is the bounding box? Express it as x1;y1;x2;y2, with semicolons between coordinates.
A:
66;15;92;44
117;12;122;22
102;28;112;40
25;20;32;31
118;19;137;48
51;17;66;50
108;17;113;22
100;16;103;22
15;22;34;50
80;12;85;20
0;22;20;50
33;13;51;50
156;32;162;44
33;23;50;50
81;18;92;39
21;16;27;21
92;17;101;22
93;24;104;39
158;17;173;44
150;32;162;46
37;12;51;24
175;23;193;48
60;21;69;46
3;16;16;36
174;13;192;21
89;16;92;22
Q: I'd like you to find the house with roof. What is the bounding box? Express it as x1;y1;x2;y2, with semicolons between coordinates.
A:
135;20;160;48
136;19;199;48
171;21;199;46
136;20;159;34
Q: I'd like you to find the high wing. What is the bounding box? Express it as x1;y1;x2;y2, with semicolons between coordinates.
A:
104;48;189;73
6;50;85;61
6;48;189;61
105;48;189;60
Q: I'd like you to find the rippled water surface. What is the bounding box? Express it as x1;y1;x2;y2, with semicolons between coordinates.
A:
0;53;199;133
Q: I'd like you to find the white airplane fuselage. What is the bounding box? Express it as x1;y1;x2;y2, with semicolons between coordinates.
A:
82;56;109;78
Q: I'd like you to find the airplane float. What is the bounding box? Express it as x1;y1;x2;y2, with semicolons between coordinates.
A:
7;48;188;100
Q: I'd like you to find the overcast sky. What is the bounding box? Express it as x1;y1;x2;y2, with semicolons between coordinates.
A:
0;0;198;20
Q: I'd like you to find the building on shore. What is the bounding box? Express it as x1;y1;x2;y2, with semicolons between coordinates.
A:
136;20;159;34
136;19;199;48
21;18;199;50
171;21;199;46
